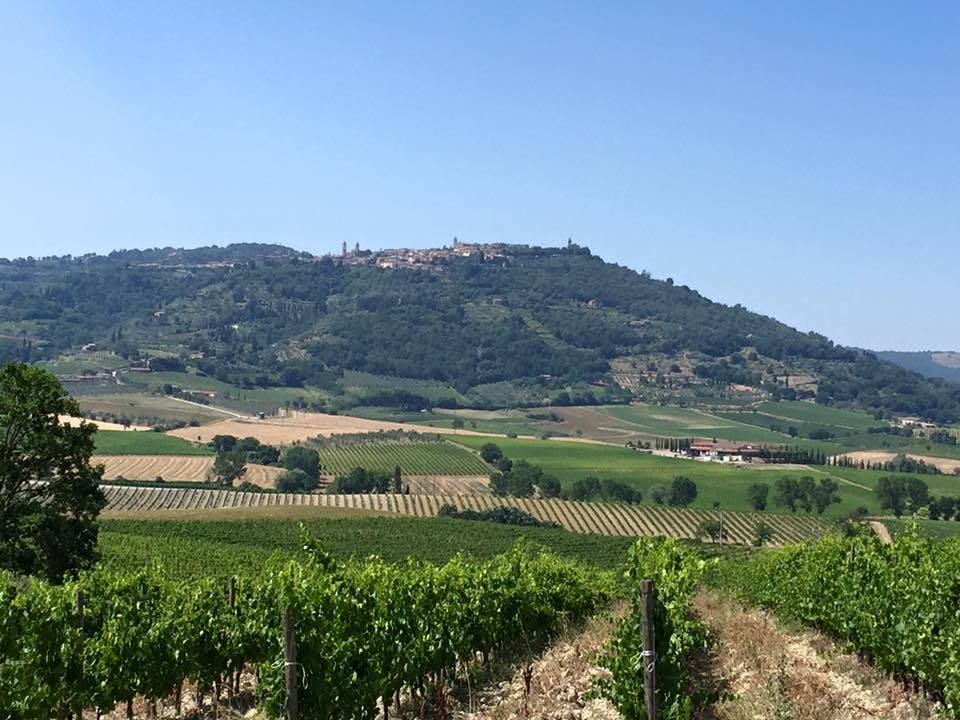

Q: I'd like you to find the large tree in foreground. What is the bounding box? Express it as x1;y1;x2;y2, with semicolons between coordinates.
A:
0;363;105;581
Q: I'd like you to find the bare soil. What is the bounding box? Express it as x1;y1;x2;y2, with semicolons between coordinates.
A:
693;590;942;720
453;610;622;720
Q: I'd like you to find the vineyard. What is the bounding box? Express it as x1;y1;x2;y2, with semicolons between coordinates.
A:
99;515;638;579
722;529;960;713
0;544;607;720
599;538;709;718
99;484;824;545
314;440;490;476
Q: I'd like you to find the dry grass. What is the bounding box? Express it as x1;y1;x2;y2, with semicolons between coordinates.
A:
403;475;491;494
59;414;151;431
166;411;501;446
94;455;283;488
692;590;942;720
454;605;623;720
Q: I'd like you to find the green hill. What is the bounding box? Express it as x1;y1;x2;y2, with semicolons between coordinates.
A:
3;242;959;423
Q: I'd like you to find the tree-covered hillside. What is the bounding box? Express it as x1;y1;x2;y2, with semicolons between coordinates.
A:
2;243;958;422
875;351;960;385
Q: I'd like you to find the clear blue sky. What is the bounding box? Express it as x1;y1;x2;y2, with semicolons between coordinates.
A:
1;2;957;351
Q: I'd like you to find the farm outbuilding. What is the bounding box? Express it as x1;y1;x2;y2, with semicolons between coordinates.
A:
687;439;761;463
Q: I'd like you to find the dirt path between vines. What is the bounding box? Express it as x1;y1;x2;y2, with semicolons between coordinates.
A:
693;590;941;720
870;520;894;545
455;610;621;720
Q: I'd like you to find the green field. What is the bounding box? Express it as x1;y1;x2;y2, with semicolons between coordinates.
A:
76;393;227;425
315;441;491;476
93;429;213;455
597;404;790;443
882;518;960;540
452;435;958;518
827;465;960;498
98;515;635;580
340;370;471;405
414;415;541;437
126;370;337;415
755;401;880;431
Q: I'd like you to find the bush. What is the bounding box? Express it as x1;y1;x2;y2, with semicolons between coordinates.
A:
282;446;320;480
649;484;669;505
668;476;697;507
276;469;319;493
437;504;560;528
330;467;391;494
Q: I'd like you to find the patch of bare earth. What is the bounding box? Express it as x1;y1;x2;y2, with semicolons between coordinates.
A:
693;590;942;720
454;609;622;720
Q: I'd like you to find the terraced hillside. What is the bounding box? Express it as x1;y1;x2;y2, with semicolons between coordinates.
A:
99;485;824;545
316;441;490;476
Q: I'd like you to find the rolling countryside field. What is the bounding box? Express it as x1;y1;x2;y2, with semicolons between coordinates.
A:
93;429;213;455
76;392;229;425
452;435;952;517
97;484;824;546
94;455;284;487
314;440;490;476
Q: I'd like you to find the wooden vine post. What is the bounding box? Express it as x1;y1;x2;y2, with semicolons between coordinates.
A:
640;579;657;719
283;608;299;720
228;577;241;694
75;590;86;720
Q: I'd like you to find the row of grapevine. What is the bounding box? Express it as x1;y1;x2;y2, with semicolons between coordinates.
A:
0;542;607;719
315;441;490;476
597;538;711;719
721;530;960;712
100;485;825;545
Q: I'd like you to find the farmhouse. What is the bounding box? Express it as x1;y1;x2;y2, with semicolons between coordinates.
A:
687;439;761;463
896;416;937;430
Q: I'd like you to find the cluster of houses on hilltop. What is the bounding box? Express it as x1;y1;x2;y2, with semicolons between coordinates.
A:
316;239;507;270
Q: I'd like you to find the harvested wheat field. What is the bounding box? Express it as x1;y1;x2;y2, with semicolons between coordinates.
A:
94;455;284;488
835;450;960;475
402;475;491;494
59;415;151;432
167;411;494;445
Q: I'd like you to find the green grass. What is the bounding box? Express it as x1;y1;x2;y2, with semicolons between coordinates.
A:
93;429;213;455
315;441;491;476
452;435;949;518
598;404;790;443
141;371;336;415
755;401;880;431
98;516;635;580
341;370;471;405
828;465;960;498
416;416;540;436
76;393;226;425
453;435;826;512
882;518;960;540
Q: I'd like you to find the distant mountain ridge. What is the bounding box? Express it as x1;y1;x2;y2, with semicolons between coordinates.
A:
2;242;959;423
875;351;960;384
